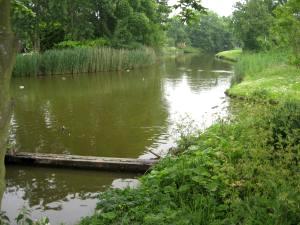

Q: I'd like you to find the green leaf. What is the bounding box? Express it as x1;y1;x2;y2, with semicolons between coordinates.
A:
16;214;24;223
101;212;117;220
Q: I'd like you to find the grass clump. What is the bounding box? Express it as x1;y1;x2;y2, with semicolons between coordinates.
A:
228;50;300;102
215;49;242;62
79;101;300;225
182;47;201;54
13;47;156;77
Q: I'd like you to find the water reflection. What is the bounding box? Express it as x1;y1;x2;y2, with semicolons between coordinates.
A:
3;54;233;224
9;54;232;159
2;165;137;225
9;67;169;157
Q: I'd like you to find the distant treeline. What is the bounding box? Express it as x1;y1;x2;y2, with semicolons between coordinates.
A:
167;12;236;53
231;0;300;64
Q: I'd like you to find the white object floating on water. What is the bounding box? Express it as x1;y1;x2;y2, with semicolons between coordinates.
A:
19;86;24;89
111;178;141;190
198;69;204;72
186;69;192;72
62;77;66;81
126;69;130;72
211;70;233;74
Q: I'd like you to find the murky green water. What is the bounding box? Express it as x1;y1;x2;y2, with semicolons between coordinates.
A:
2;165;137;225
8;54;232;158
2;54;233;224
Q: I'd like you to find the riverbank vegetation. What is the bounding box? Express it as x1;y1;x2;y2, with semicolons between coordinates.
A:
13;47;156;77
79;0;300;223
228;50;300;101
80;100;300;224
79;50;300;224
11;0;224;76
215;49;242;62
11;0;170;51
3;0;300;224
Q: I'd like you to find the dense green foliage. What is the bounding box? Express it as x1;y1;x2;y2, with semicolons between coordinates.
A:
11;0;208;52
79;101;300;225
11;0;170;51
232;0;276;50
231;0;300;63
13;47;156;77
273;0;300;65
167;12;234;52
173;0;206;23
187;12;234;52
166;17;191;47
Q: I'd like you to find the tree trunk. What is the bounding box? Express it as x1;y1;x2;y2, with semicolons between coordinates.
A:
0;0;17;207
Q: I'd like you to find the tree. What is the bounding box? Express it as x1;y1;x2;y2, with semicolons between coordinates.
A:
166;17;190;47
174;0;206;24
0;0;17;206
273;0;300;65
10;0;207;51
188;12;234;52
232;0;275;50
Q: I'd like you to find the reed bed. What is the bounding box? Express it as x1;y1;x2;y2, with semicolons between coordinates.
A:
13;47;157;77
232;49;289;85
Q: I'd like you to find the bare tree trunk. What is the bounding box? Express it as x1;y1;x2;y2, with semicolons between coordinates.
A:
0;0;17;207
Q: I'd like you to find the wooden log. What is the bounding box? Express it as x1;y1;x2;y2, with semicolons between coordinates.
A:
5;152;157;173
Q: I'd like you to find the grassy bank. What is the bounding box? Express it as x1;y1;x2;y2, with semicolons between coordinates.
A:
215;49;242;62
13;47;156;77
80;101;300;225
228;50;300;102
161;46;201;58
79;51;300;225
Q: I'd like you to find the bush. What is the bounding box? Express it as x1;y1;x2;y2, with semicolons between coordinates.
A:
54;38;111;49
268;101;300;166
54;40;82;49
79;102;300;225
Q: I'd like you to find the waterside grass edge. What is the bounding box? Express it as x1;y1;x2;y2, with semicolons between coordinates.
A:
79;50;300;225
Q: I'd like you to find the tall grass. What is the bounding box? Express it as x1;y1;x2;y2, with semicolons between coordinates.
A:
13;47;157;77
232;50;289;85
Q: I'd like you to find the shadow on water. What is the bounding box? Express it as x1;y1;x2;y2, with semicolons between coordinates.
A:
2;165;137;225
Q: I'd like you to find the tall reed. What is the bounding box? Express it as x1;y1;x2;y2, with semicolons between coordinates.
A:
232;50;289;85
13;47;157;77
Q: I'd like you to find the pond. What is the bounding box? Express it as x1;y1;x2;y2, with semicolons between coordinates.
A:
1;54;233;224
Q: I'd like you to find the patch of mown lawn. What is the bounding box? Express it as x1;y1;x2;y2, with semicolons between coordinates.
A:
215;49;242;62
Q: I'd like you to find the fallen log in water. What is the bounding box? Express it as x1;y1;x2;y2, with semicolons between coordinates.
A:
5;152;157;173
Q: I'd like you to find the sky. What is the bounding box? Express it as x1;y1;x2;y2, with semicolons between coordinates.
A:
169;0;241;17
